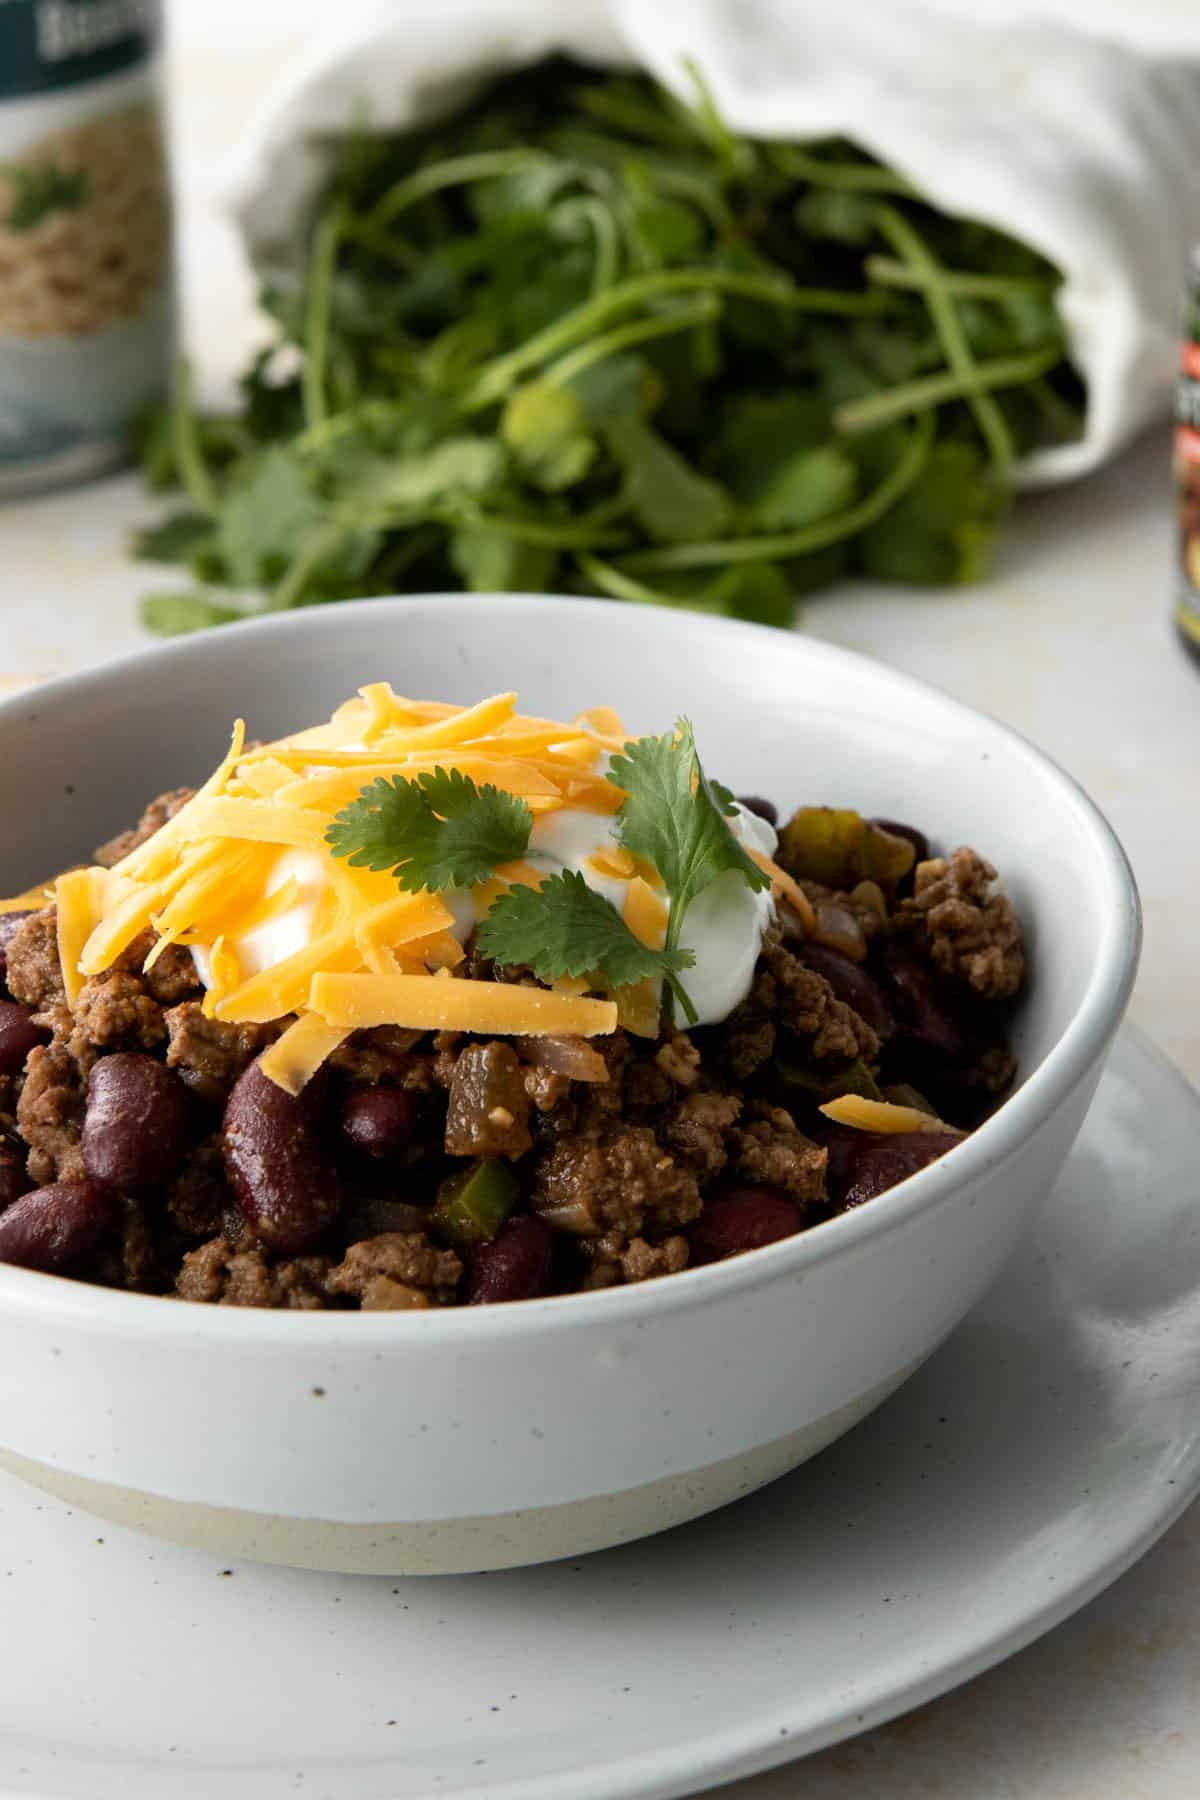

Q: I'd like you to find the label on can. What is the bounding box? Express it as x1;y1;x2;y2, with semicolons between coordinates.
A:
0;0;173;494
1175;261;1200;649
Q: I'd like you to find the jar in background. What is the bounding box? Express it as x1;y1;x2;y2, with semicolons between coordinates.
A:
1174;246;1200;661
0;0;173;496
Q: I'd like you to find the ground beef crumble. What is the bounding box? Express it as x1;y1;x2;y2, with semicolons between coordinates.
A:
899;847;1025;1000
6;906;65;1014
17;1043;87;1185
93;787;195;869
165;1003;280;1105
0;788;1027;1307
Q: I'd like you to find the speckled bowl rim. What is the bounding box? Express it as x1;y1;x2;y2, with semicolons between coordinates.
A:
0;593;1141;1345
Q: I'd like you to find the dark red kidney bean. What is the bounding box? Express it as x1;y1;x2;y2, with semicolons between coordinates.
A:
878;945;965;1058
0;999;48;1074
82;1053;188;1191
0;1178;115;1272
0;910;33;992
224;1059;342;1254
810;1123;866;1208
465;1214;553;1305
340;1087;421;1157
689;1186;803;1264
0;1147;30;1213
736;795;778;827
840;1131;962;1210
870;819;930;866
798;943;894;1040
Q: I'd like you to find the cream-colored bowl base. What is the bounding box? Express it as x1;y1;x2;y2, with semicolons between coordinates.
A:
0;1361;918;1575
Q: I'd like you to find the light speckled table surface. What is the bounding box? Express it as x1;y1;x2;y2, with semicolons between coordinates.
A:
2;8;1200;1797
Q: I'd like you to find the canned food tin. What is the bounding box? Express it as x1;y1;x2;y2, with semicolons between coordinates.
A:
0;0;173;495
1174;246;1200;656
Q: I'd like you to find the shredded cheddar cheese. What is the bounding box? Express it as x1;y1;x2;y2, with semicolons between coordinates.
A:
258;1013;353;1097
309;971;618;1037
18;688;645;1083
6;685;798;1091
622;876;669;949
819;1095;958;1135
55;867;108;1008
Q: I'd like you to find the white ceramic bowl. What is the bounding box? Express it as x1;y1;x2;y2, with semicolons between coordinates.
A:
0;596;1140;1575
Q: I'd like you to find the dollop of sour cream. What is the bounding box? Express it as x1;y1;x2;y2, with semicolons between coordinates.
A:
192;760;778;1029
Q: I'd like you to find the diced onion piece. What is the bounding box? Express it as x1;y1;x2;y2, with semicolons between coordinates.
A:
514;1035;611;1082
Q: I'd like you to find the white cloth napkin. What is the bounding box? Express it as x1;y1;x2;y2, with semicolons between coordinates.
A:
227;0;1200;485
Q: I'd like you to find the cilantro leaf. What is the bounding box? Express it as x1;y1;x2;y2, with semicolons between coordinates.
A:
477;870;695;996
607;719;770;990
326;767;533;892
139;592;246;635
603;417;733;544
216;447;328;588
134;511;216;566
501;381;596;492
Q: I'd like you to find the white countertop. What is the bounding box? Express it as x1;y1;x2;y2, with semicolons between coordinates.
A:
2;7;1200;1796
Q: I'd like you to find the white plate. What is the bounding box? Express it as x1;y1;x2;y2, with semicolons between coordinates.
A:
2;1026;1198;1800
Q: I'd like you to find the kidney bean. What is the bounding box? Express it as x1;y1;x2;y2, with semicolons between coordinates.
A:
82;1053;188;1191
736;795;778;827
464;1214;553;1305
0;999;48;1074
224;1059;342;1254
0;1178;114;1272
839;1131;962;1210
340;1087;421;1158
799;942;895;1040
0;1146;30;1213
810;1123;867;1207
878;945;966;1058
0;910;33;992
870;819;930;866
688;1185;803;1264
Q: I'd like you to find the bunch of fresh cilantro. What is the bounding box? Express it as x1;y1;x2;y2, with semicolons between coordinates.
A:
135;58;1083;636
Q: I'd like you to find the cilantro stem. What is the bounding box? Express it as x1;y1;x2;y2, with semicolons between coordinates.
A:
460;268;883;412
875;204;1015;471
445;505;629;551
548;294;721;387
834;342;1064;435
268;515;350;610
170;358;215;514
863;254;1058;300
368;150;561;228
556;195;620;294
664;969;699;1026
680;58;753;180
1028;375;1084;441
292;398;410;457
769;144;919;196
578;553;685;607
302;207;345;431
570;83;701;152
616;412;934;571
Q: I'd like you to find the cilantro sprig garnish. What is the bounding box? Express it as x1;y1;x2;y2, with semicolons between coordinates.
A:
327;720;768;1027
475;719;768;1023
607;717;770;978
477;870;695;1009
326;766;533;891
